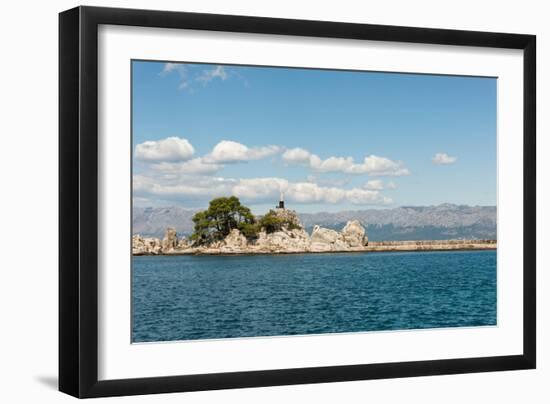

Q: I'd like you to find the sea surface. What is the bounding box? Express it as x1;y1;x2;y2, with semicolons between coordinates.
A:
132;250;496;343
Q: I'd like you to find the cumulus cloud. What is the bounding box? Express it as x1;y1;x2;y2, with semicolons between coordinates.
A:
133;174;235;199
232;177;391;205
306;175;350;187
345;188;392;205
232;177;288;200
134;172;392;207
133;139;399;207
206;140;282;163
346;155;410;176
364;180;384;190
363;180;398;190
135;137;195;162
282;148;312;165
150;157;222;175
237;178;392;205
316;156;355;172
136;138;280;169
282;147;409;176
432;153;457;165
287;182;345;204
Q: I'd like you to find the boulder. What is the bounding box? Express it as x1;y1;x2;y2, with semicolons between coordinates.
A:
254;228;311;253
221;229;248;252
341;220;368;247
310;225;350;251
161;227;178;252
132;234;162;255
132;234;146;255
311;225;343;244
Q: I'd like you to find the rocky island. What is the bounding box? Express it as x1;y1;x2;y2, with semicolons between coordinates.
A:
133;196;496;256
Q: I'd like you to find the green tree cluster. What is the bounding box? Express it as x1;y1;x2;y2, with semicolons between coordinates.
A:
190;196;256;245
191;198;302;245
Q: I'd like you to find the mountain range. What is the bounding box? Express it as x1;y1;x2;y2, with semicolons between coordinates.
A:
133;203;496;241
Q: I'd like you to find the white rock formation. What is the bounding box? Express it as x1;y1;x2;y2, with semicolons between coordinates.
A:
161;227;178;252
132;217;370;255
310;225;350;251
220;229;249;253
132;234;162;255
255;227;311;253
311;225;341;244
341;220;368;247
133;228;189;255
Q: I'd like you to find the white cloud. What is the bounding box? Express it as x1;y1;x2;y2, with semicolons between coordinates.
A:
135;137;283;178
282;148;328;170
206;140;282;163
232;177;391;206
150;158;222;175
287;182;345;204
316;156;355;172
134;174;235;199
282;147;409;176
432;153;457;165
134;172;392;207
306;175;350;187
160;63;190;89
346;155;410;176
363;180;398;191
364;179;384;190
161;64;232;90
282;148;313;165
345;188;392;205
197;66;228;83
133;140;399;207
135;137;195;162
161;63;180;74
232;177;288;200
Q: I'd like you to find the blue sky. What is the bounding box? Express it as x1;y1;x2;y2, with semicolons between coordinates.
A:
132;60;496;214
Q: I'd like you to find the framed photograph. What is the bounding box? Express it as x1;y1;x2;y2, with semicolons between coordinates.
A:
59;6;536;398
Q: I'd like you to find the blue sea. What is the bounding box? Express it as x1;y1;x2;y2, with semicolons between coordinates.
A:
132;250;496;343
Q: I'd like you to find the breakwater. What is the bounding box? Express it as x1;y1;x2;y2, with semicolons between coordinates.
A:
364;239;496;252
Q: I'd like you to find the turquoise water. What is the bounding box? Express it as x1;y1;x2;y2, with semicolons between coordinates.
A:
132;250;496;342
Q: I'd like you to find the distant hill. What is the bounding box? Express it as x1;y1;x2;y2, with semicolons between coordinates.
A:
133;203;496;241
299;204;496;241
133;206;197;238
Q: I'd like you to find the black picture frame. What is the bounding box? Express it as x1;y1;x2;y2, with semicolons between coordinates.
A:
59;5;536;398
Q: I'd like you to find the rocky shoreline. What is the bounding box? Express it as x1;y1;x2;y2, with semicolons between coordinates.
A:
132;208;496;256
